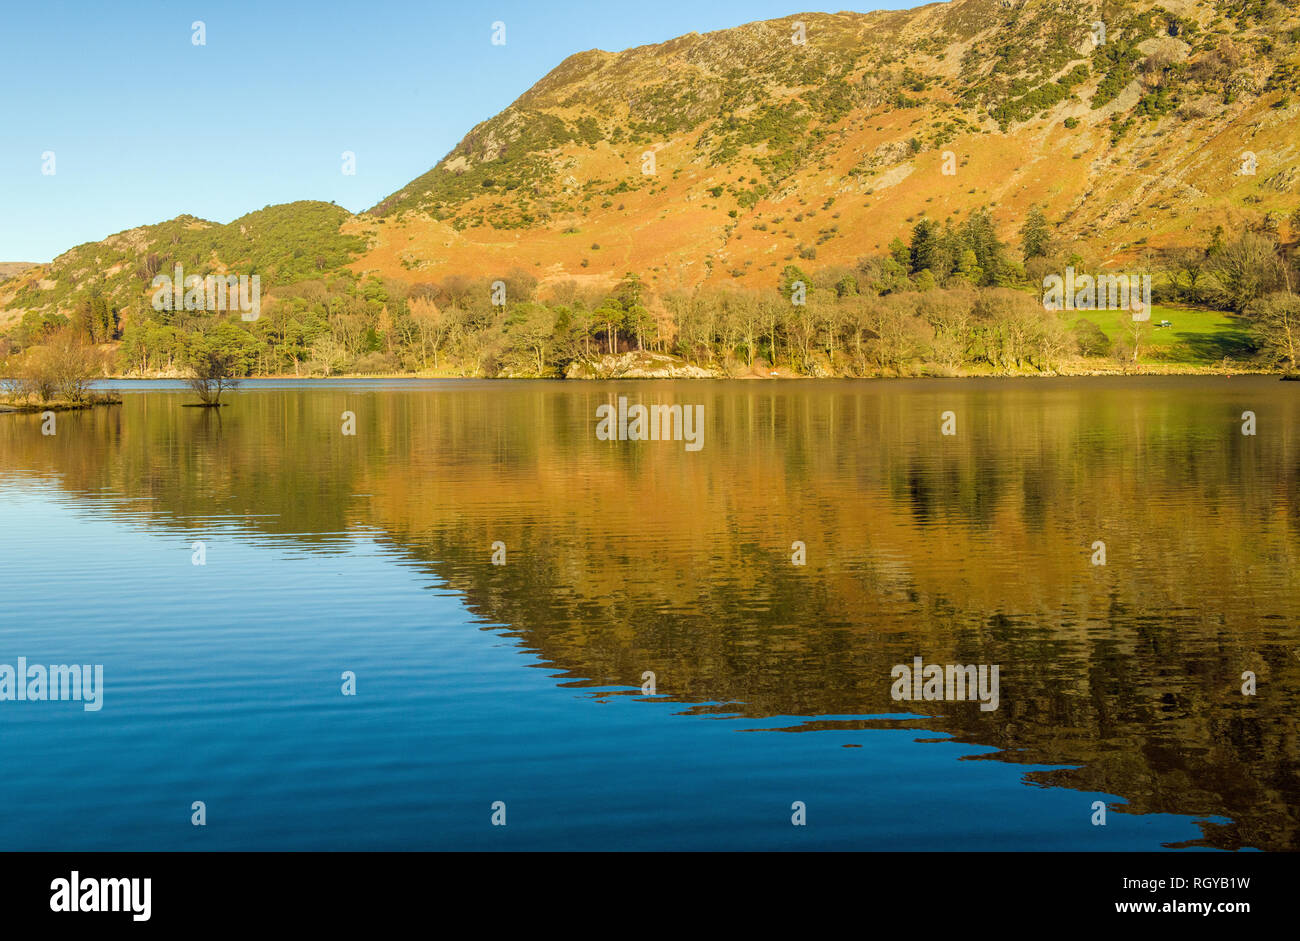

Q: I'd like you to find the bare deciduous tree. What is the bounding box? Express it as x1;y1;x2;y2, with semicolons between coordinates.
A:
1249;292;1300;368
1211;232;1281;312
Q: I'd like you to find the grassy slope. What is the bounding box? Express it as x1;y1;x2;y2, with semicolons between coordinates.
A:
1069;304;1256;363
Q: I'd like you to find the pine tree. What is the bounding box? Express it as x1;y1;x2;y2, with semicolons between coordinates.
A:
1020;207;1052;260
910;219;940;274
75;297;96;342
962;208;1006;284
90;295;111;343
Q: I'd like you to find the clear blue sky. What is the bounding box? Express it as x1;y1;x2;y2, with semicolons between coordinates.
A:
0;0;927;262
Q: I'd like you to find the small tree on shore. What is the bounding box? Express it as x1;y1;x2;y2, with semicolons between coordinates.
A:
7;328;100;403
1249;292;1300;368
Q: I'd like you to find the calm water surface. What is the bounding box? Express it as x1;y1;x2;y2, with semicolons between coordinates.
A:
1;377;1297;850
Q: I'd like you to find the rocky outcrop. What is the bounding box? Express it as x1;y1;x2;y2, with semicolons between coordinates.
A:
563;351;722;379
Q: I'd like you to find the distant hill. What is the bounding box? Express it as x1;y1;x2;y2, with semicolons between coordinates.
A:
1;202;363;327
0;263;37;280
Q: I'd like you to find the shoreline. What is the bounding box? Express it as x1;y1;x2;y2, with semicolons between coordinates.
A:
82;366;1287;381
0;396;123;413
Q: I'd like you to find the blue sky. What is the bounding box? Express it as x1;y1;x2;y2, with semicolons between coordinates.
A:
0;0;927;261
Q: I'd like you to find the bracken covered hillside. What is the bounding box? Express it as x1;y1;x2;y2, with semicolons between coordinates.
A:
353;0;1300;292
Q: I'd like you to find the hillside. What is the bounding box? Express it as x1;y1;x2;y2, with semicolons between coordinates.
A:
354;0;1300;292
0;202;363;330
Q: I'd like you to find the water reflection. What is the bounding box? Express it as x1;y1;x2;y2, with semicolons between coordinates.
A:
2;377;1298;849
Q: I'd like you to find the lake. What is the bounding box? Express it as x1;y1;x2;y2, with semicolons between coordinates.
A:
1;377;1297;850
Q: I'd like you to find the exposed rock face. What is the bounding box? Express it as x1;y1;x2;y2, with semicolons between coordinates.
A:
564;352;722;379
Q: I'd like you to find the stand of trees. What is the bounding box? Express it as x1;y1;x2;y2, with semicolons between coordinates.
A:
1;328;103;404
4;210;1300;379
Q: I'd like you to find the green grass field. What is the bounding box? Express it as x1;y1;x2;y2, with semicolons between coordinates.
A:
1068;305;1256;365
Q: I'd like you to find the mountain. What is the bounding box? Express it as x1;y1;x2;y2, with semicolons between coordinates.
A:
4;0;1299;326
351;0;1300;291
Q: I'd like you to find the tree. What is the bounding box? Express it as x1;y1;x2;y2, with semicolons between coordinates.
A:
814;295;845;362
961;208;1007;284
11;328;101;403
1248;292;1300;368
888;237;911;269
75;297;95;342
1072;318;1111;357
502;267;539;305
668;291;711;365
1206;225;1225;258
409;295;455;369
1020;207;1052;260
733;290;765;367
857;256;909;295
1210;232;1280;312
1166;246;1208;303
593;299;625;355
615;272;643;310
909;218;940;274
624;301;654;351
186;351;240;404
864;294;922;373
918;286;976;370
185;323;253;405
75;293;116;344
505;303;556;375
760;293;786;368
1122;316;1151;364
778;264;810;302
307;334;350;376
